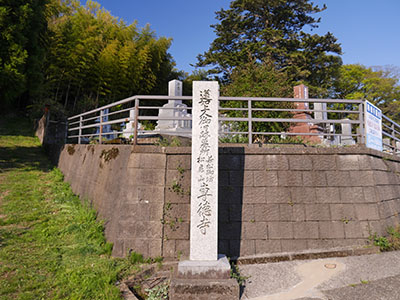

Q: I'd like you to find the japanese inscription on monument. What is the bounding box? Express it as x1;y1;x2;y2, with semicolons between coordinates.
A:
190;81;219;261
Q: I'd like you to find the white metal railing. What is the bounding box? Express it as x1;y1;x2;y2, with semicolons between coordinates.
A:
218;96;364;145
66;94;400;154
382;115;400;153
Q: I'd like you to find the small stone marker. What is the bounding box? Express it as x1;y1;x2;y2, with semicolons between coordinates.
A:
341;120;355;146
314;102;327;123
190;81;219;261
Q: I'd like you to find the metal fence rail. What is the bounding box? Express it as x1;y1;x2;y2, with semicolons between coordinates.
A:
218;97;364;144
382;115;400;153
66;94;400;154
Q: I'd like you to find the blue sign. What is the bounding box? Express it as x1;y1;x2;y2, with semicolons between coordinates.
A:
364;101;382;152
366;101;382;120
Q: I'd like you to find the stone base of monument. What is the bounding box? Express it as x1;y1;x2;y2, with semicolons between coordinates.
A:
169;255;239;300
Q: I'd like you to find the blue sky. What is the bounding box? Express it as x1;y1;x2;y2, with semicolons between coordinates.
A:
84;0;400;74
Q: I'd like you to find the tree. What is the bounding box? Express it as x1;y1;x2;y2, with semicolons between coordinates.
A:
178;69;210;96
334;64;400;122
0;0;177;117
0;0;49;112
221;58;292;98
219;58;294;141
38;0;176;116
197;0;342;97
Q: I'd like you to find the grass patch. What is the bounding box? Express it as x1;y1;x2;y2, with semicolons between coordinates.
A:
0;115;142;299
370;225;400;251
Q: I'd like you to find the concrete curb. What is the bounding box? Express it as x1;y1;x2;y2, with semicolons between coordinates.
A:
236;246;380;265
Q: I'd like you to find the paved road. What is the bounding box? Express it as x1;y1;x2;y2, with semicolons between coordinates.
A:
239;251;400;300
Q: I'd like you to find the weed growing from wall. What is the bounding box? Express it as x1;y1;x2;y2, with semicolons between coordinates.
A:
230;261;250;287
67;144;76;155
100;147;119;162
168;164;190;197
160;201;183;233
370;225;400;251
145;282;169;300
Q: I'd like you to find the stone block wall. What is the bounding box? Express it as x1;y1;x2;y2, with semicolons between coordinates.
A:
57;144;400;259
58;145;166;258
217;149;400;258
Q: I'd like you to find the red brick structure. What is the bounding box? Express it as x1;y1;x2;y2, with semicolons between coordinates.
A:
289;84;324;143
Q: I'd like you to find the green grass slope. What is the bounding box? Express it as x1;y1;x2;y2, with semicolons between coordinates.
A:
0;116;133;300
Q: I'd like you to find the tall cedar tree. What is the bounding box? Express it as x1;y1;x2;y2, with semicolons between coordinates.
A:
197;0;342;97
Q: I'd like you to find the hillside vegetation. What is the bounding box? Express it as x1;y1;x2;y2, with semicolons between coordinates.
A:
0;116;136;299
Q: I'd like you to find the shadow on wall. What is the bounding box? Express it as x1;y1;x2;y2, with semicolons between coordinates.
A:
219;147;245;259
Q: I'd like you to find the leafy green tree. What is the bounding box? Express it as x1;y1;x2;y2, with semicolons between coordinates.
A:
197;0;342;97
220;58;293;140
221;58;292;98
0;0;177;118
0;0;49;112
38;0;175;117
334;64;400;122
179;69;210;96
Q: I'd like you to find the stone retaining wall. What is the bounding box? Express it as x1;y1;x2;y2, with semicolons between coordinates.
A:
57;144;400;259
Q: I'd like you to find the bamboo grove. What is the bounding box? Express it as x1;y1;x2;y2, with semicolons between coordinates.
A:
0;0;176;117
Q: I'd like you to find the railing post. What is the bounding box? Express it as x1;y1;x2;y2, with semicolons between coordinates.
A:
99;110;103;144
64;121;68;144
248;99;252;145
392;123;396;151
358;102;365;144
78;116;82;144
133;98;139;145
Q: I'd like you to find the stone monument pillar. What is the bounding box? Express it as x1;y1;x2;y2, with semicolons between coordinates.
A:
314;102;328;123
156;80;183;131
122;108;141;139
155;80;192;135
341;120;355;146
190;81;219;260
289;84;323;143
170;81;239;300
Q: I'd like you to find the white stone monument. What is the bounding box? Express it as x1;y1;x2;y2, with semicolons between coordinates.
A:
155;80;192;134
176;81;231;271
190;81;219;261
170;81;240;299
122;109;141;138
